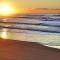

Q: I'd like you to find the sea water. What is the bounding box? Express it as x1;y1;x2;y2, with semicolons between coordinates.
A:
0;14;60;49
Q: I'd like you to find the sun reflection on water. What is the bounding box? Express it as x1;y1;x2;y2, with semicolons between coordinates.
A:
1;29;7;39
0;28;12;39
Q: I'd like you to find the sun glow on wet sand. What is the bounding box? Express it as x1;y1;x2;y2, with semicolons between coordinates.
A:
0;3;17;16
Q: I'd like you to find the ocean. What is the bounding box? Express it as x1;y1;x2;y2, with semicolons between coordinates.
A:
0;14;60;49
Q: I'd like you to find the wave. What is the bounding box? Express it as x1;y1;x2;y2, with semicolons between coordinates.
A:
0;14;60;33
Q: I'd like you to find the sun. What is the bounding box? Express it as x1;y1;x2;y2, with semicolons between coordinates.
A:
0;3;16;16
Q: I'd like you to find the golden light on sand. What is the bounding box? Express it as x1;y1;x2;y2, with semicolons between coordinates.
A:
0;3;17;16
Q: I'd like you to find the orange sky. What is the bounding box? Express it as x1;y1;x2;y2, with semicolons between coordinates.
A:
0;0;60;8
0;0;60;14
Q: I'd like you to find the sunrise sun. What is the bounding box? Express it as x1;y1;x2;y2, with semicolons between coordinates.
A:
0;3;17;16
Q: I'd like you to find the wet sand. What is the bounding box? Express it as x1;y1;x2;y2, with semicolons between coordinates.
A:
0;38;60;60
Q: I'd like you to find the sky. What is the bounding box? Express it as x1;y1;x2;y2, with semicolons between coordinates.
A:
0;0;60;8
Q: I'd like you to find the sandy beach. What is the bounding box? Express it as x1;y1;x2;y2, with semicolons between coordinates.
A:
0;38;60;60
